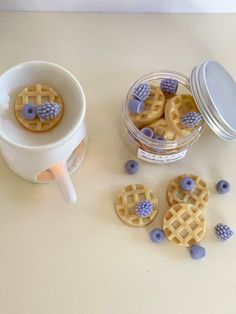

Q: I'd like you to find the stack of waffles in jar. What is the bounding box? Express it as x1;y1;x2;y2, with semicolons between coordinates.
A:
127;78;202;144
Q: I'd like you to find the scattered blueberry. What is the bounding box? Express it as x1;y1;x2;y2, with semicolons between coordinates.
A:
140;127;153;138
215;223;234;241
124;160;139;174
181;112;202;128
128;98;144;113
22;103;37;120
179;177;195;191
160;78;178;94
150;228;165;243
133;83;150;101
136;200;153;217
216;180;230;194
36;102;61;121
190;245;206;260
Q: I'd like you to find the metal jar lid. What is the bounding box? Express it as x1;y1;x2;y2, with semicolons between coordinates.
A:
190;61;236;141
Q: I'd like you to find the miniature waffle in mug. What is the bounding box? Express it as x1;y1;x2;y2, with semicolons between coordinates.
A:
14;84;64;132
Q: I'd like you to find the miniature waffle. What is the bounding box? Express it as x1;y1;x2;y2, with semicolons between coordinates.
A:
163;203;206;247
165;94;199;136
147;118;179;141
15;84;64;132
130;85;165;128
115;184;158;227
167;174;209;210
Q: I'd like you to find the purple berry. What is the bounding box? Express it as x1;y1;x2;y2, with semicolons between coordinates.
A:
181;112;202;128
133;83;150;101
128;98;144;113
179;177;195;191
190;245;206;260
160;78;178;94
216;180;230;194
22;103;37;120
125;160;139;174
140;127;153;138
136;200;153;217
215;223;233;241
150;228;165;243
36;102;61;121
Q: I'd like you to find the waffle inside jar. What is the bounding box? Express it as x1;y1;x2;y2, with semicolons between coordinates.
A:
122;71;205;164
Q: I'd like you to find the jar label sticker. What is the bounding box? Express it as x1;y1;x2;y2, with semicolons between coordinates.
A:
137;148;187;164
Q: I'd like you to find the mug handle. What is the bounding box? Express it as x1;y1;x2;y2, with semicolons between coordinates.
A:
50;160;77;204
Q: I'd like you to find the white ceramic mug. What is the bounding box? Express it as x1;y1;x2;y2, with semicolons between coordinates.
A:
0;61;87;203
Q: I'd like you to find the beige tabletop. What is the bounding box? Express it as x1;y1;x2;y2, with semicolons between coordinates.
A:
0;12;236;314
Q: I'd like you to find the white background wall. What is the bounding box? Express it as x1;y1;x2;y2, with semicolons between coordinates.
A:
0;0;236;13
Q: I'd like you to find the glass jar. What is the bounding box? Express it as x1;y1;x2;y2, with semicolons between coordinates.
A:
121;71;205;164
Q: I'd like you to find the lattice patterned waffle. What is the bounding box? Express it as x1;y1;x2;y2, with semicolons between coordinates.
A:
147;118;179;141
115;184;158;227
130;85;165;128
165;94;199;136
163;203;206;247
167;174;209;210
14;84;64;132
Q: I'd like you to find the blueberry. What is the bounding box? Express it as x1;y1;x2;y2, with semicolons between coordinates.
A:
150;228;165;243
179;177;195;191
22;103;36;120
216;180;230;194
128;98;144;113
190;245;206;260
125;160;139;174
140;127;153;138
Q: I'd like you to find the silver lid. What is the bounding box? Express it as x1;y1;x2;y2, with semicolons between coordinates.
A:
190;61;236;141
